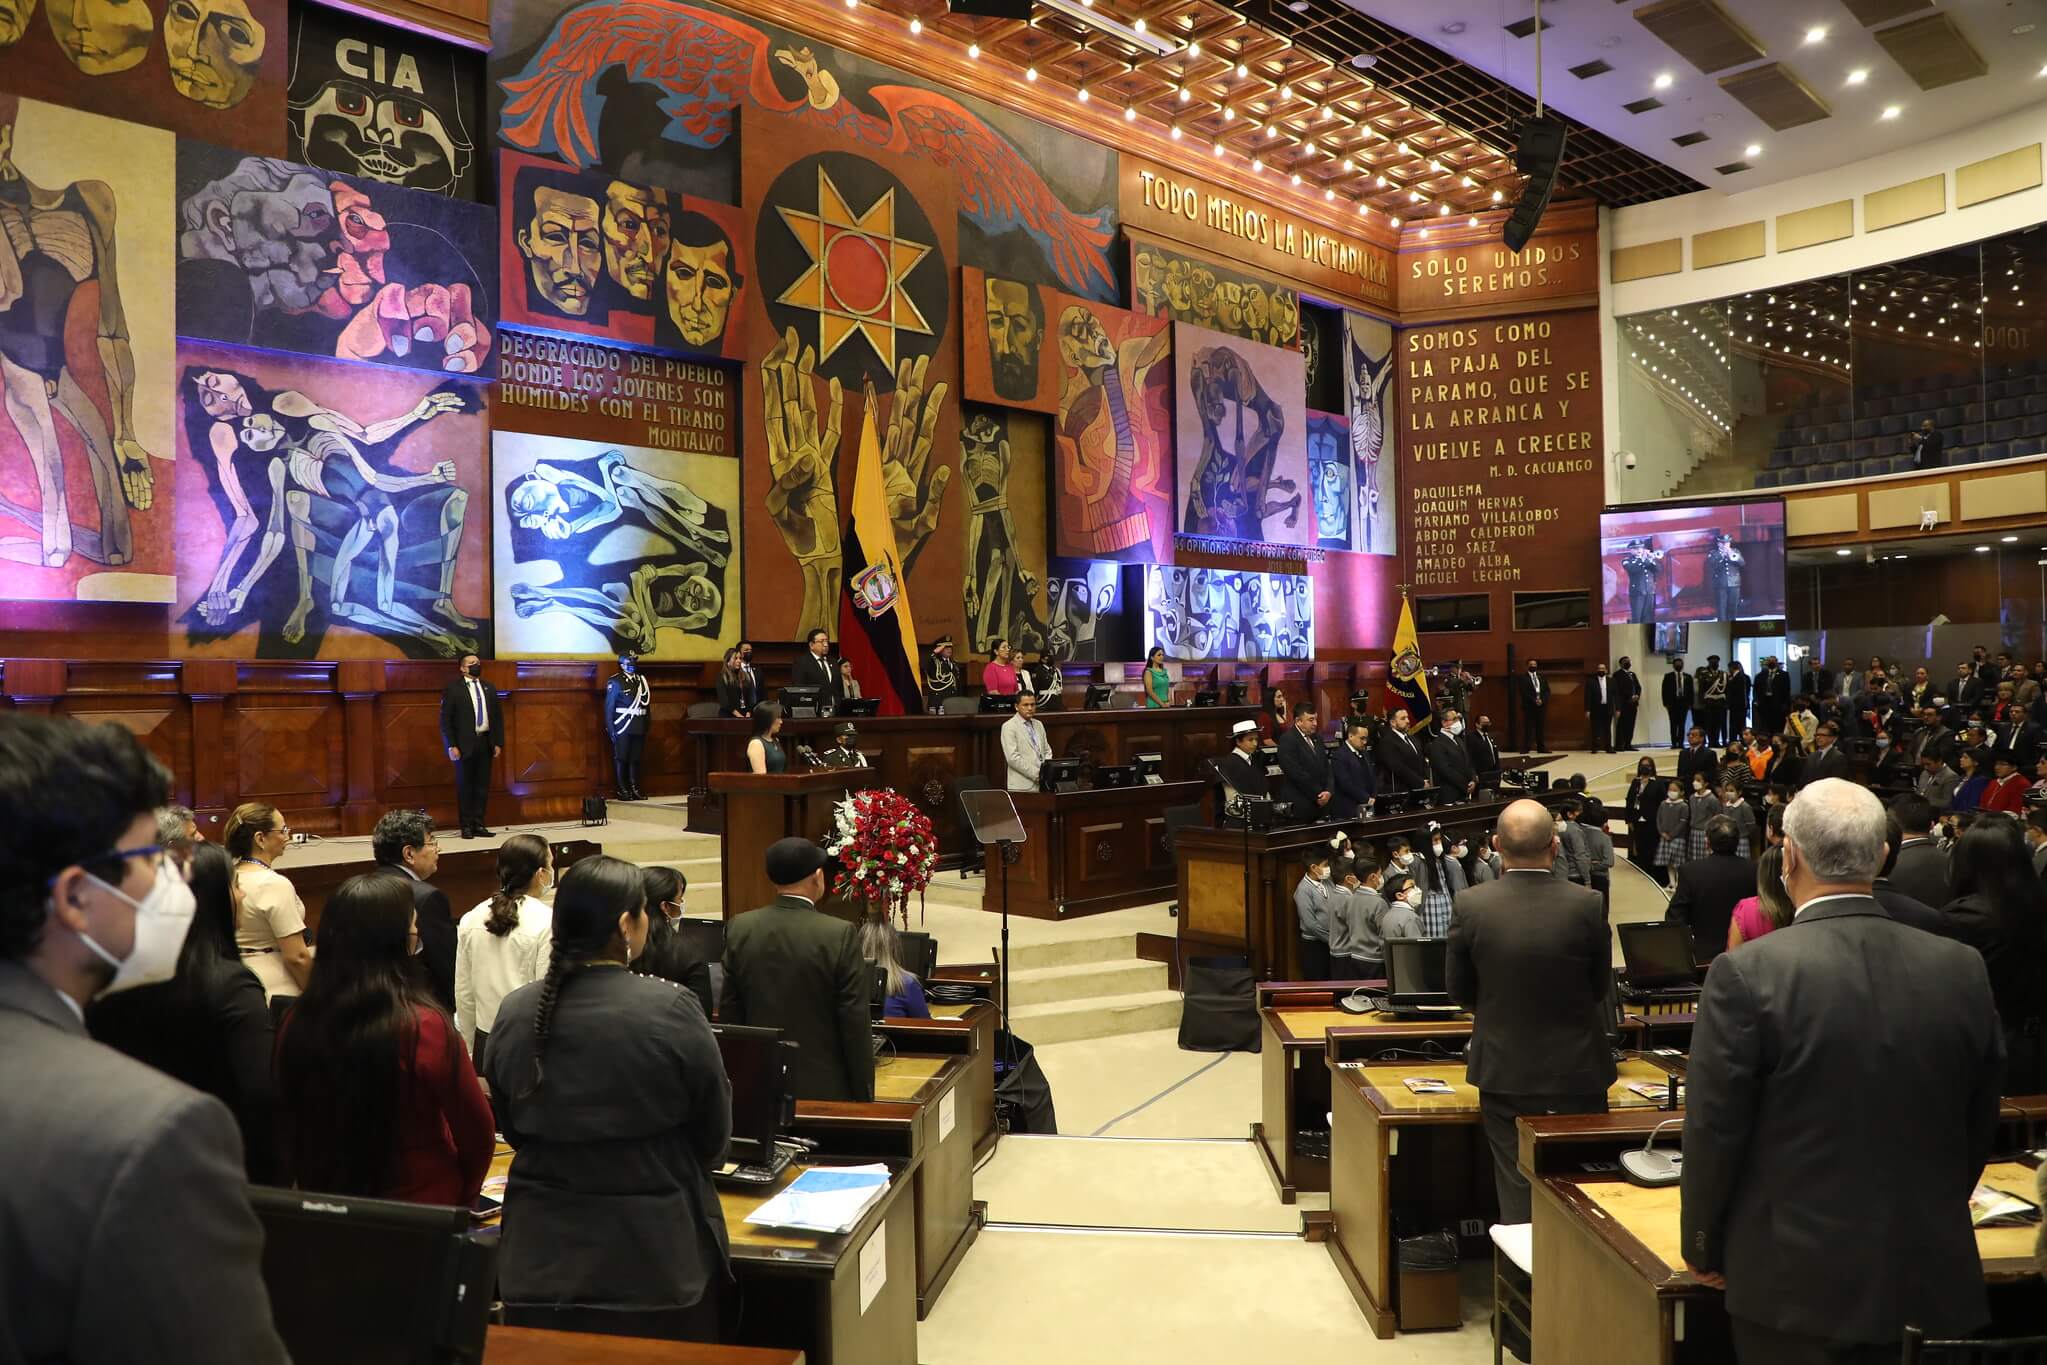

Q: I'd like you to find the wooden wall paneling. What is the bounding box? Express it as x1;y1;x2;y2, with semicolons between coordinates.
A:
2;658;68;710
901;738;972;856
182;660;239;823
1072;817;1137;895
232;666;347;833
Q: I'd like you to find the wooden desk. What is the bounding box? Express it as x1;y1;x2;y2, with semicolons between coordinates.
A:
706;771;880;920
1254;993;1476;1202
993;781;1205;919
688;708;1255;857
1621;1001;1697;1051
1176;797;1564;980
486;1326;803;1363
873;1001;1000;1162
1326;1058;1675;1339
795;1054;981;1319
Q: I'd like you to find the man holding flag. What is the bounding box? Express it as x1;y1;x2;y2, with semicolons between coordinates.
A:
835;382;925;714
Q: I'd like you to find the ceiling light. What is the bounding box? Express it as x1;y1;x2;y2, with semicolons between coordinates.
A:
1236;62;1249;78
1178;86;1190;102
1343;158;1354;170
1286;0;1308;11
1171;124;1182;139
1124;105;1136;121
1976;545;1992;553
1744;143;1761;157
1026;67;1039;81
1846;68;1868;85
1804;25;1827;43
1835;548;1852;556
1389;215;1401;228
908;16;920;34
1290;172;1301;185
1468;216;1479;226
1440;20;1465;34
1881;105;1901;119
1279;84;1292;100
1213;140;1224;155
1188;41;1200;56
1352;54;1379;69
1326;188;1337;200
1252;157;1263;171
1077;86;1089;102
967;42;979;58
1653;72;1674;90
2004;535;2021;543
1132;16;1146;32
1224;106;1235;120
1438;203;1449;215
1491;189;1503;202
1357;202;1367;215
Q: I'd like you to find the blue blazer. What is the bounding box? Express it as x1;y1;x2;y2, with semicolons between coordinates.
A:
1331;742;1378;819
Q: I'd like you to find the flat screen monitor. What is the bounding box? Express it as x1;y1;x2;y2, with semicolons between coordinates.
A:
249;1187;495;1365
898;930;938;981
1385;938;1455;1011
1599;499;1786;625
1093;763;1138;788
1083;683;1114;710
978;692;1017;714
1039;757;1084;793
714;1024;794;1164
1224;682;1248;706
675;916;725;965
839;697;880;717
779;686;824;718
1134;752;1165;784
1618;921;1701;989
1652;622;1690;655
1192;689;1220;707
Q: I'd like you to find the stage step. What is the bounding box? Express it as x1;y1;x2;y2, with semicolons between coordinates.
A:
1006;958;1168;1007
1006;933;1141;972
1009;988;1183;1045
603;797;692;831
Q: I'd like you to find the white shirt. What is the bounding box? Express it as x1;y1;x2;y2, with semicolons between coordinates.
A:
1792;891;1866;920
454;895;553;1049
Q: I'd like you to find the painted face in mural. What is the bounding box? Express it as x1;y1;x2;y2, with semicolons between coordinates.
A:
293;81;470;193
961;411;1004;471
194;370;255;421
520;185;603;316
1310;433;1349;542
984;278;1043;402
1270;291;1299;345
665;216;740;348
164;0;266;109
0;0;37;47
601;180;670;301
47;0;153;74
238;412;286;450
209;168;338;313
1215;281;1244;332
1189;268;1216;323
1160;259;1192;314
1300;318;1319;383
1243;286;1271;338
1056;306;1114;377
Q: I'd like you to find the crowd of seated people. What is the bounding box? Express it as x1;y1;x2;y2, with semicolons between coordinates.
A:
1755;362;2047;488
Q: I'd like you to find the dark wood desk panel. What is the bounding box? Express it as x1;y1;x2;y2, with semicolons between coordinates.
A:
993;781;1205;919
873;1002;1000;1163
707;771;881;920
485;1327;803;1364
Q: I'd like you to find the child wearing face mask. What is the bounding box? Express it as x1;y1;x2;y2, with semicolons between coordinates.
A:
1385;836;1426;907
1376;873;1424;944
1656;782;1691;875
1686;775;1720;861
1717;781;1758;859
1467;834;1503;884
1417;824;1467;937
1330;856;1388;980
1293;850;1337;980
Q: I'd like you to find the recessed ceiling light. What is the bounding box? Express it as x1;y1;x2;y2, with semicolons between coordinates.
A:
1804;25;1827;43
1653;72;1674;90
1286;0;1309;11
2015;23;2038;36
1846;68;1868;85
1976;545;1992;553
1881;104;1901;119
2003;535;2020;543
1835;548;1852;556
1744;143;1762;157
967;42;979;58
1351;54;1379;69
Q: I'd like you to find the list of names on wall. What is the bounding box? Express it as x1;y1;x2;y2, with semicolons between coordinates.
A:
1401;310;1602;589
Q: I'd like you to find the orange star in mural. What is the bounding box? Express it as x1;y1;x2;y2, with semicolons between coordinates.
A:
774;164;934;370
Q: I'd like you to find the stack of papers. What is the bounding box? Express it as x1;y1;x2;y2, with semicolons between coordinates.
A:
1969;1184;2041;1229
1403;1077;1455;1095
745;1164;891;1234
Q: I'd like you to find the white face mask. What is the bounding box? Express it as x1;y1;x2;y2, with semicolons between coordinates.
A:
1430;842;1444;857
1394;852;1413;867
77;861;197;997
1553;820;1566;835
1446;719;1465;737
1452;843;1468;859
1403;888;1424;908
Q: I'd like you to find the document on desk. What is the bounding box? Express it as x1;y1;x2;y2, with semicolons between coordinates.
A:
746;1165;891;1234
1969;1184;2041;1228
1403;1077;1455;1095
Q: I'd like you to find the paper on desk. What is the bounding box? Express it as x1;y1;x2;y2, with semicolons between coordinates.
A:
745;1164;891;1234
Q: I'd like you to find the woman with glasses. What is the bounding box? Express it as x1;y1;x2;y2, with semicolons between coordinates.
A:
223;803;312;1006
275;872;494;1205
455;834;554;1062
88;841;278;1181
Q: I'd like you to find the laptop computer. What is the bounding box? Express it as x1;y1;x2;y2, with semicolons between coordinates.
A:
1617;921;1702;1000
1385;939;1459;1018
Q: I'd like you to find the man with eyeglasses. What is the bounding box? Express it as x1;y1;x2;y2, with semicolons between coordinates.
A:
372;808;456;1012
0;714;288;1363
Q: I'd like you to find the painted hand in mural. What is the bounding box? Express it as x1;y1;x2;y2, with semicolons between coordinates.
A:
337;283;493;373
116;440;155;511
760;325;843;634
880;352;949;576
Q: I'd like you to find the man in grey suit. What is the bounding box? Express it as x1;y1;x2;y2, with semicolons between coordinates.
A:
0;715;287;1365
1448;799;1615;1223
1914;751;1961;812
1001;691;1051;793
1682;779;2002;1363
722;837;874;1103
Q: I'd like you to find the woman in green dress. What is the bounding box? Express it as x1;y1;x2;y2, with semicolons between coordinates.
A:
1144;647;1172;709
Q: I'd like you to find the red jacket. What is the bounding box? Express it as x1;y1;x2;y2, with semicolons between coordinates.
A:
1982;773;2030;814
387;1008;496;1206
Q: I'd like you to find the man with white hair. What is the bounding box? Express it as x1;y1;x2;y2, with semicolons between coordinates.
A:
1681;779;2003;1364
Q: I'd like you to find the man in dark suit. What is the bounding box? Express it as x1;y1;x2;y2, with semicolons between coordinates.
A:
371;809;456;1011
1276;700;1333;821
1662;658;1694;748
439;653;502;838
1427;709;1478;801
1612;656;1642;751
1448;799;1615;1223
1876;815;1950;934
1464;714;1502;790
0;714;291;1365
1330;716;1378;820
1375;708;1431;792
1885;794;1954;909
722;837;874;1103
1514;660;1549;753
1753;656;1791;737
1725;660;1751;737
793;628;842;710
1584;663;1614;753
1955;661;1987;716
1215;720;1271;799
1667;815;1755;963
1806;723;1850;784
2028;808;2047;879
1910;705;1957;768
1675;726;1718;792
1994;701;2042;772
1682;778;2002;1362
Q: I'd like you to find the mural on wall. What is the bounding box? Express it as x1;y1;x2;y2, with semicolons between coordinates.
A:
1344;309;1397;557
176;143;496;377
498;149;747;360
741;124;960;645
1173;321;1310;548
961;267;1055;412
1042;560;1123;665
958;403;1046;657
1132;238;1298;349
490;0;1120;301
0;0;285;151
1144;566;1313;662
0;97;176;603
172;342;488;659
1048;294;1171;565
1301;301;1342;412
287;3;483;200
494;429;739;658
1307;411;1350;552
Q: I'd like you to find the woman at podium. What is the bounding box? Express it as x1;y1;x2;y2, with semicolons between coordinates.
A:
746;705;787;775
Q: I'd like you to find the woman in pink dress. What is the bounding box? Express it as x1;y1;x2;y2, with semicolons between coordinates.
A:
982;638;1020;695
1727;845;1794;950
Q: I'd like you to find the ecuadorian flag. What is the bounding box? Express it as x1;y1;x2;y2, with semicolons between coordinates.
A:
1384;593;1432;722
837;385;923;715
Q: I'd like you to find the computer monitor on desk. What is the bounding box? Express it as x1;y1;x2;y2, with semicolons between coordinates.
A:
1039;756;1084;793
715;1024;796;1169
249;1187;495;1365
780;686;824;718
1093;763;1138;789
1617;921;1702;997
1385;939;1458;1017
839;697;880;717
978;693;1017;715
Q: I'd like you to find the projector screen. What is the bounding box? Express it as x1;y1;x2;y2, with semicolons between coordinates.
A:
1600;500;1786;625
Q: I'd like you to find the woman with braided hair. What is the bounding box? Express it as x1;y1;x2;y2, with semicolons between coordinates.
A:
482;854;732;1341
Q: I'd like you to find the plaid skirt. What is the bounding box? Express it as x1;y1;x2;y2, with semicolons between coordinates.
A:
1656;832;1688;867
1688;828;1711;861
1421;888;1454;938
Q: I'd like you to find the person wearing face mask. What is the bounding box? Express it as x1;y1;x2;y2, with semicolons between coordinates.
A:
1427;708;1478;803
1550;806;1589;885
1585;662;1614;753
1717;781;1758;858
1417;825;1468;937
1330;717;1378;821
1294;849;1337;980
1612;656;1642;751
1375;872;1424;945
1686;772;1722;862
1384;835;1424;907
1655;779;1692;883
0;716;291;1364
633;865;715;1018
1569;797;1616;914
1464;713;1502;791
1467;834;1504;884
440;652;503;839
1331;856;1389;978
372;807;456;1013
455;834;555;1062
276;871;495;1207
606;651;653;801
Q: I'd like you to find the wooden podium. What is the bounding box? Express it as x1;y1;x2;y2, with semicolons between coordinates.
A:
707;769;881;918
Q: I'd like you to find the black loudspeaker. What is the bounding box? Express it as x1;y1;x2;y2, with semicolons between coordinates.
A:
948;0;1029;15
1502;116;1568;253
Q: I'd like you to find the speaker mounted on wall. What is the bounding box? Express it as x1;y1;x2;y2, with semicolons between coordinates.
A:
1502;116;1568;253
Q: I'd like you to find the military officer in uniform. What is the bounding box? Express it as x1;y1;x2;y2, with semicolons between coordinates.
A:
604;651;651;799
925;635;961;713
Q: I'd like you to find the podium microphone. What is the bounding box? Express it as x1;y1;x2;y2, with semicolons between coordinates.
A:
1621;1117;1684;1187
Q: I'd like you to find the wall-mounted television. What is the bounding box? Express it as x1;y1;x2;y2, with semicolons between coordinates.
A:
1600;499;1786;625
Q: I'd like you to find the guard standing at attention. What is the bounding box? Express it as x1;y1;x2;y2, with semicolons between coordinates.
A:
605;652;652;800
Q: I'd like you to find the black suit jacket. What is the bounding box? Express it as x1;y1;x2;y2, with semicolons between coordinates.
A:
1662;672;1694;710
792;652;841;704
1681;896;2001;1343
1887;838;1952;910
398;872;457;1012
1666;853;1756;961
1755;669;1790;717
1612;668;1641;707
1375;726;1430;790
438;675;502;755
1448;871;1614;1096
1805;743;1850;784
1624;775;1671;829
1215;750;1271;799
715;668;759;716
1872;884;1943;935
1584;673;1613;713
1675;744;1718;791
1427;732;1476;794
1464;728;1501;783
722;894;873;1102
1330;742;1377;819
1515;672;1548;709
1276;729;1332;816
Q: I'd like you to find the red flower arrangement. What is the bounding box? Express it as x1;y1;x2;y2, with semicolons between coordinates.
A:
825;788;940;924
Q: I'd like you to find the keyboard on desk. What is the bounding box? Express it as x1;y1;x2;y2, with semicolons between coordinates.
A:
715;1140;800;1188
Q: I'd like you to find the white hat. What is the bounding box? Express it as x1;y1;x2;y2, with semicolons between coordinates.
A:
1231;719;1260;738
